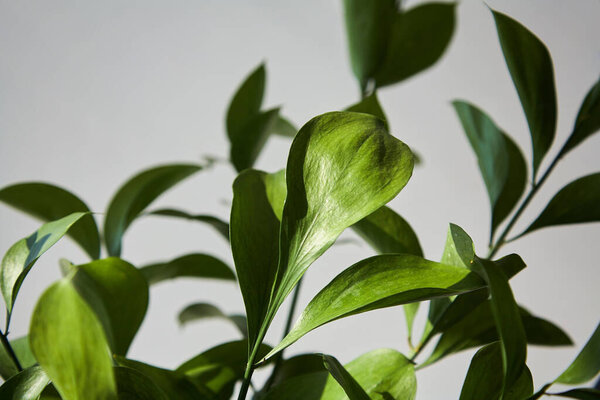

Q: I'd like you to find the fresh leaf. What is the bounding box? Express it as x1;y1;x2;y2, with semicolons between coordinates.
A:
263;169;287;220
114;366;169;400
265;254;485;360
140;253;235;285
346;92;389;131
146;208;229;240
561;77;600;156
0;365;49;400
226;63;266;145
521;173;600;235
556;322;600;385
230;108;280;172
271;116;297;138
1;212;86;315
492;9;557;177
104;164;202;257
551;389;600;400
263;353;326;389
30;278;117;400
178;302;247;337
0;182;100;259
453;101;527;239
322;354;370;400
375;3;456;88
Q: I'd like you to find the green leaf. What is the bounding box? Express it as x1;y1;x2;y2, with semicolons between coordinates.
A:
322;354;370;400
104;164;202;257
0;182;100;259
114;366;169;400
140;253;235;285
146;208;229;240
263;353;326;390
452;101;527;239
561;77;600;156
265;254;485;360
492;9;557;177
72;257;149;355
375;3;456;88
30;278;117;400
178;302;247;337
0;335;36;380
0;365;49;400
342;0;396;90
271;116;298;138
556;322;600;385
346;92;389;131
521;173;600;235
230;108;280;172
269;111;414;333
1;212;87;315
551;389;600;400
226;63;266;145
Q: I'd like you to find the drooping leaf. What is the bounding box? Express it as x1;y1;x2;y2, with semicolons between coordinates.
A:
521;173;600;235
141;254;235;285
556;322;600;385
342;0;396;91
72;257;149;355
453;101;527;239
1;212;87;315
346;92;389;131
226;63;266;144
230;108;281;172
492;9;557;178
114;366;169;400
30;278;117;400
0;365;49;400
561;77;600;156
265;254;485;360
551;389;600;400
178;302;247;336
104;164;202;257
0;182;100;259
322;354;370;400
375;3;456;88
271;116;298;138
146;208;229;240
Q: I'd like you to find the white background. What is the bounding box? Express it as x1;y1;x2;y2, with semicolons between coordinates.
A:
1;0;599;398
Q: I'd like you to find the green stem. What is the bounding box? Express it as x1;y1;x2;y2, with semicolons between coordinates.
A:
238;339;264;400
0;329;22;372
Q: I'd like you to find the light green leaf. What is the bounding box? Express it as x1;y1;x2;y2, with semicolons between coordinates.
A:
561;77;600;156
114;366;169;400
72;257;148;355
263;169;287;221
0;365;49;400
0;182;100;259
265;254;485;360
226;63;266;145
230;108;280;172
104;164;202;257
178;302;247;337
521;173;600;235
30;278;117;400
551;389;600;400
556;322;600;385
146;208;229;240
492;9;557;178
271;116;298;138
1;212;86;314
453;101;527;239
322;354;370;400
346;92;389;131
140;253;235;285
375;3;456;88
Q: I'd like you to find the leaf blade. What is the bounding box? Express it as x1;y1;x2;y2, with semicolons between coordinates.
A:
140;253;235;285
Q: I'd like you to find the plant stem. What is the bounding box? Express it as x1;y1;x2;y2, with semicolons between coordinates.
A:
238;339;263;400
0;329;22;372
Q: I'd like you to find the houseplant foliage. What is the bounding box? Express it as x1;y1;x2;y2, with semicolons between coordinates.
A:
0;1;599;399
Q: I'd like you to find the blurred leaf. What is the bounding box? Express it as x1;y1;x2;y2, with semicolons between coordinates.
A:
114;366;169;400
0;365;49;400
146;208;229;240
178;302;247;337
346;92;389;130
1;212;86;315
492;9;557;178
104;164;202;257
230;108;280;172
322;354;370;400
404;302;420;349
0;335;36;380
30;277;117;400
265;254;485;360
551;389;600;400
0;182;100;259
375;3;456;88
264;354;326;389
556;322;600;385
263;169;287;221
226;63;266;145
561;77;600;156
453;101;527;238
141;253;235;285
271;116;297;138
521;173;600;235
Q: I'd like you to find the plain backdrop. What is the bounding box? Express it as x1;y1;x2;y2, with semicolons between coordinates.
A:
1;0;599;398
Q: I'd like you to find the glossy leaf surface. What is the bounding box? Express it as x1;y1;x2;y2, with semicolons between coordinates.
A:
178;302;247;337
0;365;49;400
0;182;100;259
562;77;600;155
141;253;235;285
492;9;557;177
147;208;229;240
556;322;600;385
322;354;370;400
104;164;202;256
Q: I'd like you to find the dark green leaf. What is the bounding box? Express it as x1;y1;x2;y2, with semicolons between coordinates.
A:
261;371;329;400
230;108;280;172
104;164;202;257
375;3;456;88
271;116;297;138
562;77;600;156
226;63;266;144
146;208;229;240
556;322;600;385
178;302;247;337
141;253;235;285
30;278;117;400
522;173;600;235
453;101;527;238
551;389;600;400
346;92;389;131
114;366;169;400
492;9;557;177
0;182;100;259
0;365;49;400
1;212;87;315
322;354;370;400
0;335;36;380
264;354;326;389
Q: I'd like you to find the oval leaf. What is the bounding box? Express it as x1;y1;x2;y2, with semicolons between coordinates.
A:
346;92;389;131
230;108;280;172
226;63;266;145
141;253;235;285
556;322;600;385
178;302;247;337
322;354;370;400
562;77;600;156
0;365;49;400
104;164;202;257
146;208;229;240
271;116;298;138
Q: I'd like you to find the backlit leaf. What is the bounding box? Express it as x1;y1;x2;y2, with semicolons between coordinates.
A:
140;253;235;285
556;322;600;385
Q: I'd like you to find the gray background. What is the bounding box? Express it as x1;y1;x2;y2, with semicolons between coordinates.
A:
1;0;599;398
